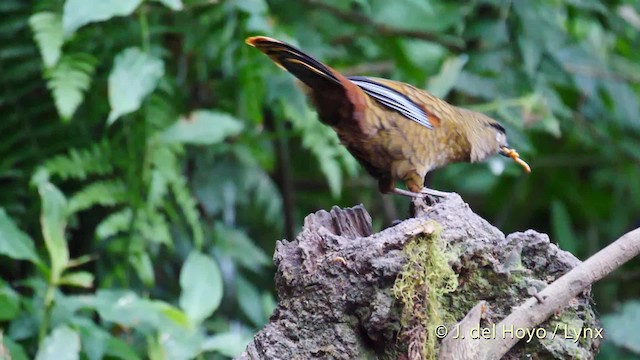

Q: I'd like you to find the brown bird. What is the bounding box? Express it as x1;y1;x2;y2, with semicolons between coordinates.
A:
246;36;530;197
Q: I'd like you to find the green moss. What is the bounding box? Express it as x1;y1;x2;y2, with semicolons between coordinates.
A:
392;222;458;360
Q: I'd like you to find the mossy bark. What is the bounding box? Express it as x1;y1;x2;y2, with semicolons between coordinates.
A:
238;195;600;360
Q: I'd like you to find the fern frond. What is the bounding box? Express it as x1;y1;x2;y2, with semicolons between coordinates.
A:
278;93;346;197
135;207;171;246
43;140;113;181
169;173;204;250
147;169;169;207
45;53;97;121
95;208;132;240
150;144;203;248
246;167;283;226
29;12;63;68
68;180;128;214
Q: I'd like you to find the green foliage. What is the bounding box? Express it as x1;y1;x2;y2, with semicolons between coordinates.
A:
159;111;244;145
35;325;81;360
45;53;97;121
179;251;223;325
2;0;639;358
41;141;113;180
108;47;164;124
36;179;70;287
602;301;640;355
0;208;39;263
29;12;63;68
62;0;142;36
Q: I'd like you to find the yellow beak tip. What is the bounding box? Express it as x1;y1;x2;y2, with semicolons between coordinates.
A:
245;37;258;47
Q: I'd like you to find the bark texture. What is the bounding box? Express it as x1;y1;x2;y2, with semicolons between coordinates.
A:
238;195;600;359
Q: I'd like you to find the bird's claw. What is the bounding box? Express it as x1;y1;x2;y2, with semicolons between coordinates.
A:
419;188;453;198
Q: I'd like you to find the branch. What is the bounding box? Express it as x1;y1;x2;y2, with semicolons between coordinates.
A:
302;0;465;51
481;226;640;359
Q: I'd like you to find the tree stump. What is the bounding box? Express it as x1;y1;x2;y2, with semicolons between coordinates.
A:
238;194;600;359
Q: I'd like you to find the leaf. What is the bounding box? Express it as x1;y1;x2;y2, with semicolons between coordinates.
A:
318;154;342;198
153;300;190;328
618;5;640;30
135;208;172;246
59;271;94;288
35;325;80;360
262;292;276;320
62;0;142;36
179;251;223;324
42;141;113;181
67;180;128;214
201;332;252;357
272;77;354;197
551;200;578;254
160;110;244;145
38;182;69;283
2;337;29;360
602;300;640;353
129;251;155;287
0;208;39;263
95;208;132;239
29;12;63;68
214;223;270;273
427;54;468;98
236;276;266;327
46;53;97;121
73;318;110;360
103;337;141;360
518;37;543;77
167;172;204;249
454;71;499;99
108;47;164;125
153;0;183;11
94;290;161;330
156;326;203;360
0;283;21;320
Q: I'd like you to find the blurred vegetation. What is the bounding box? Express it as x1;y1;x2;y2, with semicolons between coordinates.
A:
0;0;639;358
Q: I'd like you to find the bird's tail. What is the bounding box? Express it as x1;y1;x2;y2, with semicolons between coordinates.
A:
245;36;342;89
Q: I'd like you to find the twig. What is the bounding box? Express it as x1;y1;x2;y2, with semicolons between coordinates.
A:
480;226;640;359
302;0;465;51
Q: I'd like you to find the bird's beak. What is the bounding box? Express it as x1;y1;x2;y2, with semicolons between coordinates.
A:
500;147;531;173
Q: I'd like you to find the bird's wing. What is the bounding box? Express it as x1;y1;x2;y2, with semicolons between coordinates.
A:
348;76;433;129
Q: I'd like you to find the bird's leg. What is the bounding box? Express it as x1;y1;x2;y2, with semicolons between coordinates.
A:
390;187;422;198
419;187;453;197
378;177;396;194
407;176;453;198
382;176;453;198
391;187;452;198
381;175;423;198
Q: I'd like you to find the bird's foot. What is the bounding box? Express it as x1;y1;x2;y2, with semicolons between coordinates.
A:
391;188;422;198
391;187;453;199
419;187;453;198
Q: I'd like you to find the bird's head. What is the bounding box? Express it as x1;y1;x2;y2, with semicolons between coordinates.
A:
463;110;531;173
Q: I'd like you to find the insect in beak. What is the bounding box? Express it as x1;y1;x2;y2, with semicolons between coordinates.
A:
500;147;531;173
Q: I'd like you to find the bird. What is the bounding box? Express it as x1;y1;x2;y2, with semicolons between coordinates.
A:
245;36;530;198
